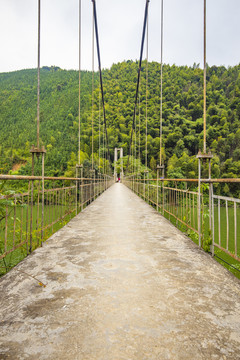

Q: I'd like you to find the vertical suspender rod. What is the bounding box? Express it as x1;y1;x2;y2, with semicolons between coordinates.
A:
92;0;110;161
127;0;150;169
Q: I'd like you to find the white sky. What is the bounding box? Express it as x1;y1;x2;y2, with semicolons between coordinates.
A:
0;0;239;73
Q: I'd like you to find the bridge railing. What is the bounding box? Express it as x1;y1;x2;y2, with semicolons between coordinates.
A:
124;176;240;275
0;174;113;275
212;193;240;262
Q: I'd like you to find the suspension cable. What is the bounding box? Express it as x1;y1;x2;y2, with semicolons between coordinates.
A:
138;78;141;173
127;0;150;171
102;116;105;175
160;0;163;166
92;0;110;162
78;0;81;165
92;6;95;171
37;0;41;149
145;15;149;169
99;85;101;169
134;105;137;175
203;0;207;154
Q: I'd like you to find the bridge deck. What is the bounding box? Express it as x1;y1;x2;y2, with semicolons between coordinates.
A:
1;183;240;360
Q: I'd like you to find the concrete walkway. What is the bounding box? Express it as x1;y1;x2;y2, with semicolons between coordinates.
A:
1;184;240;360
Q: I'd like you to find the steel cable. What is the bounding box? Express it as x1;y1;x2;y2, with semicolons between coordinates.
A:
145;15;149;169
92;0;110;162
160;0;163;167
78;0;82;165
127;0;150;172
92;6;95;170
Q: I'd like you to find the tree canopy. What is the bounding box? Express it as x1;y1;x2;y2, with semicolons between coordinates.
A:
0;62;240;182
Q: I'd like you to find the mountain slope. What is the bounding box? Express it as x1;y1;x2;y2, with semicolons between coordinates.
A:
0;62;240;180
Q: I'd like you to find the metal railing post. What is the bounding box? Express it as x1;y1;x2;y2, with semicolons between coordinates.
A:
143;171;146;201
196;151;213;249
30;153;34;253
75;166;78;216
90;170;94;203
175;181;178;228
81;167;84;211
94;170;96;200
208;158;212;247
157;165;165;215
147;172;149;204
41;151;45;245
198;157;201;247
211;183;214;257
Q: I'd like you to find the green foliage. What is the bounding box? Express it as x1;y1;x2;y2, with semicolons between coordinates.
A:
0;181;27;273
0;182;24;223
0;62;240;192
150;156;156;172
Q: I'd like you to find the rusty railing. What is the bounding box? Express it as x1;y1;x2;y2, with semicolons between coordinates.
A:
0;174;113;275
124;176;240;276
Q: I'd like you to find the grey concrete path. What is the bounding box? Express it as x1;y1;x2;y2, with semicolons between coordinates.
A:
1;184;240;360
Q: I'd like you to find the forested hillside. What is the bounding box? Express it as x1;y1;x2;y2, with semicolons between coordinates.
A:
0;62;240;180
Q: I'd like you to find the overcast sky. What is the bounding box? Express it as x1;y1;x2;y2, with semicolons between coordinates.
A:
0;0;239;73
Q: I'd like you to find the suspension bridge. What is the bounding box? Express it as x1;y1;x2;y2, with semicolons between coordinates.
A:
1;1;240;359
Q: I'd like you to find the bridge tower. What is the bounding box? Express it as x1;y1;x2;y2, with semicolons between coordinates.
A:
114;148;124;182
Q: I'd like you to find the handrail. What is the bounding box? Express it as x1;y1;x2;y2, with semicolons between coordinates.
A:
0;175;112;181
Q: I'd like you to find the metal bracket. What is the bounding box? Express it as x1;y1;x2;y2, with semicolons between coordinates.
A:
30;145;46;158
196;151;213;159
